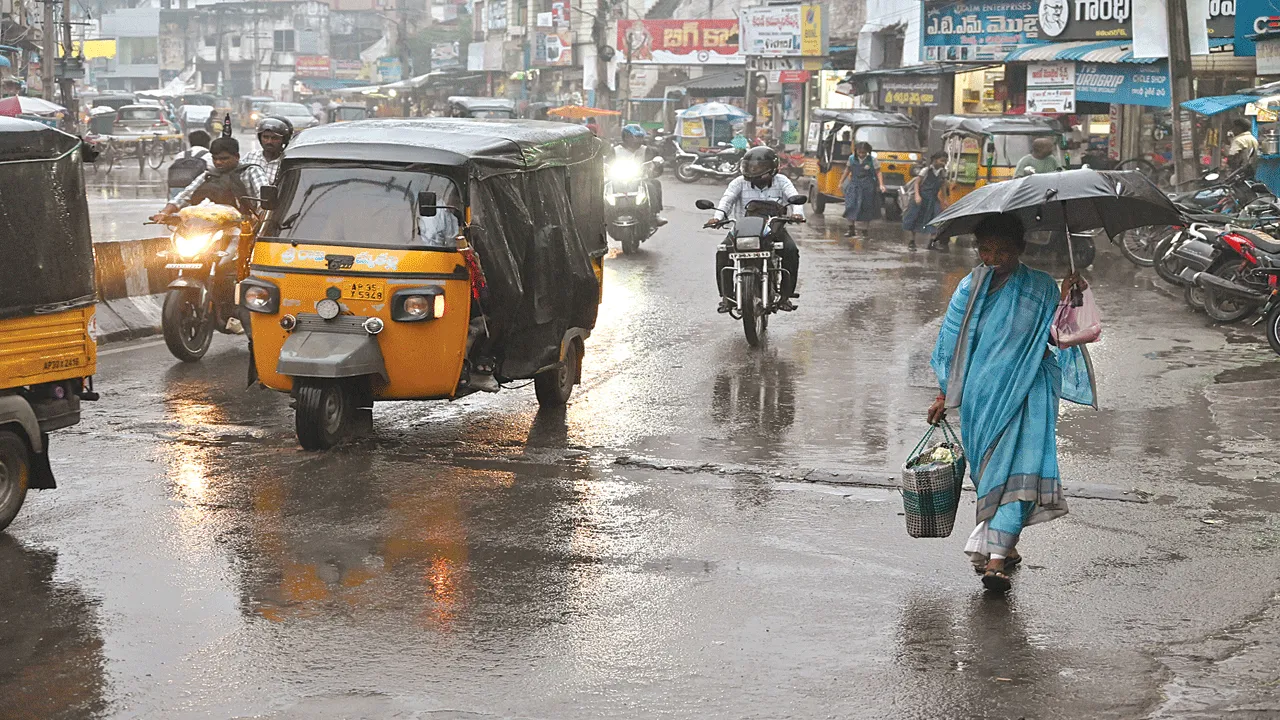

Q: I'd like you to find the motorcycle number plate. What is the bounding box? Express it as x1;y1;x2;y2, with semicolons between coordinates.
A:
165;263;204;269
345;280;385;302
729;251;773;260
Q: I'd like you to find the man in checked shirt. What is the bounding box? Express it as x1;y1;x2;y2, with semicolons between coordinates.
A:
240;116;292;183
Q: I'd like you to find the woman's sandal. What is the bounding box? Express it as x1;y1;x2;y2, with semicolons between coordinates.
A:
972;554;1022;574
982;570;1012;593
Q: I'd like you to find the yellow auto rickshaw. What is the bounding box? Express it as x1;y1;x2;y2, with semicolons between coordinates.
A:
930;115;1064;205
0;118;99;531
806;109;921;220
238;95;276;131
242;118;607;449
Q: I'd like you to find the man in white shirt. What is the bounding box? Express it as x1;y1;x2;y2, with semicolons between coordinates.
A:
706;146;804;312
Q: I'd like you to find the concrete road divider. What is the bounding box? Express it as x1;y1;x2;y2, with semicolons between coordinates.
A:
93;236;173;344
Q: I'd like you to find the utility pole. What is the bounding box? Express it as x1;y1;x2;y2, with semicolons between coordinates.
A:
1166;0;1195;184
59;0;76;131
41;0;56;101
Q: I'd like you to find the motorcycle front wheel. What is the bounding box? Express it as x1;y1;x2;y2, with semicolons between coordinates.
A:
675;161;699;184
1116;225;1166;268
1154;232;1188;285
1266;303;1280;357
162;287;214;362
738;275;766;347
1202;261;1261;323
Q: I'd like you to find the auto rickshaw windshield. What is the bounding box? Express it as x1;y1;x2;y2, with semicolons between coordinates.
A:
269;165;461;249
988;134;1062;166
469;109;515;119
853;125;917;150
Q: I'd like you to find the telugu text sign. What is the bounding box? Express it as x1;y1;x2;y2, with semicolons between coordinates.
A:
1027;61;1074;86
740;5;824;57
1074;61;1170;106
616;20;742;64
879;77;943;107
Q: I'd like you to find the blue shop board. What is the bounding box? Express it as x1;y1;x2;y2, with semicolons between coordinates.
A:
1075;62;1170;107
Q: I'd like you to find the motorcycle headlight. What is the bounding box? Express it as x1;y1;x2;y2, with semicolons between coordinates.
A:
736;236;761;251
174;229;223;259
609;159;642;182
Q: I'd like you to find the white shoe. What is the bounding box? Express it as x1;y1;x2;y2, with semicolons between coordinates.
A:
225;317;244;334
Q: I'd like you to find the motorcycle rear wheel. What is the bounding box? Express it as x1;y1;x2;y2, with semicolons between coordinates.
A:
1154;232;1188;285
1184;283;1206;311
675;161;699;184
162;288;214;362
1202;261;1261;323
1116;225;1166;267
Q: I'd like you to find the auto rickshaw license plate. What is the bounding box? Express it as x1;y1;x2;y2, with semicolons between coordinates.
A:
344;281;385;301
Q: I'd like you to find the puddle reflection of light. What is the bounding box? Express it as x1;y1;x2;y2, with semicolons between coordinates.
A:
425;556;460;626
174;457;209;501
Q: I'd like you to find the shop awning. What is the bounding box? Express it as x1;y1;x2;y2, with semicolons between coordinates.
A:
298;78;368;91
1181;94;1257;116
1005;37;1232;64
679;70;745;97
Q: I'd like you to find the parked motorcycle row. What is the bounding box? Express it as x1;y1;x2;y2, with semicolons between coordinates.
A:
1118;166;1280;356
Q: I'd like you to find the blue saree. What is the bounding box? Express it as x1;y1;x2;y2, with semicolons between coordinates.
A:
931;264;1096;560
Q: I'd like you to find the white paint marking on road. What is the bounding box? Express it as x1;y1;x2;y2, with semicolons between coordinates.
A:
99;339;167;356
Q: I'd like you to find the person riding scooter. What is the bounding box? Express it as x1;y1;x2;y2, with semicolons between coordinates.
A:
705;146;804;313
614;124;667;226
243;115;293;183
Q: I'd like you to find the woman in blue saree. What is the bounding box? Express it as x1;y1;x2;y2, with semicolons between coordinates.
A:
927;214;1096;593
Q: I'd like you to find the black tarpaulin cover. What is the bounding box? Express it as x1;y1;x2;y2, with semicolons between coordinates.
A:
0;117;95;320
281;118;607;379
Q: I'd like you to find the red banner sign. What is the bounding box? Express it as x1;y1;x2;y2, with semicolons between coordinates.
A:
617;20;742;64
294;55;331;78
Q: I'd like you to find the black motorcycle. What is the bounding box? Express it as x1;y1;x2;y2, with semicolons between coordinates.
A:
153;207;247;361
679;143;744;184
695;196;806;347
606;155;664;254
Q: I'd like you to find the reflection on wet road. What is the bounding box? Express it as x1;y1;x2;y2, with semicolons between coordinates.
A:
6;180;1280;718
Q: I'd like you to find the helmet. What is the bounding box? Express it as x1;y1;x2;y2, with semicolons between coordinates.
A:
257;115;294;147
622;123;647;140
742;146;779;183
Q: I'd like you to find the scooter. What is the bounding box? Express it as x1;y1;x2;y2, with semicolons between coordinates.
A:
606;156;664;254
153;202;250;361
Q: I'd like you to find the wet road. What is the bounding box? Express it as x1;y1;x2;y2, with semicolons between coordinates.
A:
6;179;1280;719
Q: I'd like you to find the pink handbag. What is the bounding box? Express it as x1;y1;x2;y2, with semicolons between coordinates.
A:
1051;287;1102;347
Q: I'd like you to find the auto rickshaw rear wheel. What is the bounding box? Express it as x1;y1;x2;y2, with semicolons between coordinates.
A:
0;430;31;532
295;379;353;450
809;183;825;215
535;339;581;408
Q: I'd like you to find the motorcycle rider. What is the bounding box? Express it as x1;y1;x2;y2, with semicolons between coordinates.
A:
150;136;267;221
706;146;804;313
242;115;293;183
614;123;667;227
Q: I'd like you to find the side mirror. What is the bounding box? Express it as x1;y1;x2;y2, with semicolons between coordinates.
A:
787;194;807;205
260;185;278;211
418;190;438;217
694;199;716;210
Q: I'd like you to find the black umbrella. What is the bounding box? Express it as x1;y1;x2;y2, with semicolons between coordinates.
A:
930;169;1183;267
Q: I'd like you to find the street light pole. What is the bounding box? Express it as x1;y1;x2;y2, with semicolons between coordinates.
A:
41;0;56;101
1166;0;1195;184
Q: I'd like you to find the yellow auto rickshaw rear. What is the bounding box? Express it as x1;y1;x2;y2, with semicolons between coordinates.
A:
806;109;921;221
0;118;100;532
929;115;1064;205
242;118;607;450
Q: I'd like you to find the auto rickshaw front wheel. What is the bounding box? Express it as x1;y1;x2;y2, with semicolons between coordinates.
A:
535;339;582;408
295;379;357;451
0;430;31;533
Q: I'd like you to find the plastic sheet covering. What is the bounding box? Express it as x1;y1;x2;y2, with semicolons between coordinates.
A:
471;159;606;379
0;118;95;321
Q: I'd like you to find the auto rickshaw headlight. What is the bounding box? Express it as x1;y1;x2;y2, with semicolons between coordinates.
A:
909;153;919;161
238;278;279;314
392;286;446;322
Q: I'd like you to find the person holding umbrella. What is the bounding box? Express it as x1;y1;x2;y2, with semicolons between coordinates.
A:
922;167;1183;592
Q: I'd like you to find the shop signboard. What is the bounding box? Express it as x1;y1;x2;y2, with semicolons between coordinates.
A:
334;60;363;79
740;5;826;57
616;20;742;64
534;28;573;66
377;56;402;83
1236;0;1275;54
1074;61;1170;106
1027;87;1076;112
922;0;1134;61
879;76;944;106
432;42;460;70
294;55;331;78
1027;61;1074;86
1256;34;1280;72
1207;0;1236;37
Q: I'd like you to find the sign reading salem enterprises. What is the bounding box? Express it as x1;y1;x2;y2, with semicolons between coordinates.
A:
1074;61;1170;107
922;0;1138;61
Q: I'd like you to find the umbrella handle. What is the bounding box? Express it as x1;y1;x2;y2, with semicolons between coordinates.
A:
1062;199;1076;276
